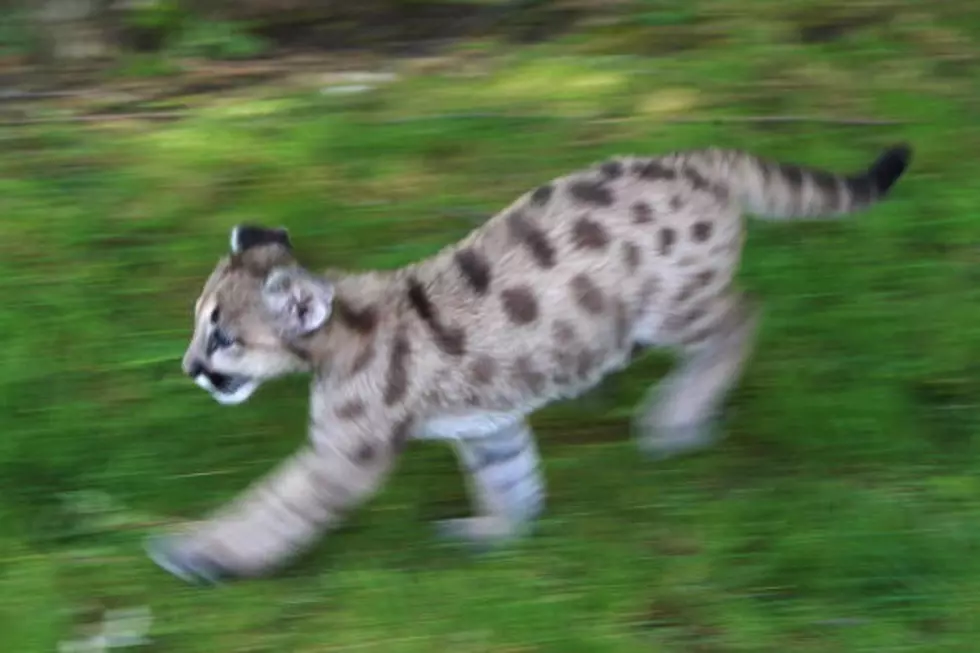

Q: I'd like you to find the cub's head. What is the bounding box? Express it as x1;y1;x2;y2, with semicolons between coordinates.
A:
181;224;335;405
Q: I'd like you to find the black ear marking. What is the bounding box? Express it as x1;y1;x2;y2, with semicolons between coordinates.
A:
230;224;292;254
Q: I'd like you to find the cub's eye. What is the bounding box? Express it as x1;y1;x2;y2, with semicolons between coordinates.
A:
207;325;239;355
213;328;236;349
210;307;220;325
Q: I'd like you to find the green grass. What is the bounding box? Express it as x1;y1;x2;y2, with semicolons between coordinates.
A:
4;3;980;650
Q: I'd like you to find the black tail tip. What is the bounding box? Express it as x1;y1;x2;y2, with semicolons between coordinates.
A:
869;143;912;195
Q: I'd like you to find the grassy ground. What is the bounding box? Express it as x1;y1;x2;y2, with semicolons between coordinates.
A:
4;2;980;651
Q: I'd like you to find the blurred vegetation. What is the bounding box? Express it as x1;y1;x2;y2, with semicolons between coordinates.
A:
2;0;570;64
2;0;980;651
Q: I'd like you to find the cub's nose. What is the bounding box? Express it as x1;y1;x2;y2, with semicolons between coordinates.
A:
185;359;205;379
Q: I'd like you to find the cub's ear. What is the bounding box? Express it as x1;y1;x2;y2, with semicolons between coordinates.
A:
261;267;334;337
230;224;292;254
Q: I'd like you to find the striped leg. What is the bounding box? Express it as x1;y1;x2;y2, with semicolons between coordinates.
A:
146;440;396;585
422;413;546;548
634;291;759;459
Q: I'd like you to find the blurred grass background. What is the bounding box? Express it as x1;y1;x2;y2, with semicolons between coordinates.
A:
2;0;980;650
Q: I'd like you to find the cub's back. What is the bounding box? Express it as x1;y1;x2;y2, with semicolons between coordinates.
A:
402;155;743;410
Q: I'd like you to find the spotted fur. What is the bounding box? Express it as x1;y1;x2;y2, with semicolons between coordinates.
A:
148;144;912;583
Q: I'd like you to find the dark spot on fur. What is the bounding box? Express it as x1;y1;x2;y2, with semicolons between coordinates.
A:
454;248;492;295
675;282;696;304
781;163;805;189
622;241;641;272
568;179;614;207
334;298;378;334
571;215;609;250
469;355;496;385
631;202;654;224
406;278;434;321
350;343;376;376
407;277;466;356
683;167;711;192
675;272;713;304
552;347;576;383
684;305;707;326
633;160;677;181
614;299;629;347
600;160;623;179
336;399;366;420
691;221;713;242
431;326;466;358
391;416;414;453
810;169;841;210
658;228;677;256
759;160;776;186
354;442;376;463
550;320;578;383
507;210;556;269
571;274;605;315
670;195;683;211
383;329;410;405
530;184;554;205
513;356;545;394
501;286;539;325
576;349;595;378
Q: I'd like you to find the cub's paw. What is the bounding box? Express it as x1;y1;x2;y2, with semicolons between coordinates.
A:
635;419;722;461
432;517;525;554
145;534;230;587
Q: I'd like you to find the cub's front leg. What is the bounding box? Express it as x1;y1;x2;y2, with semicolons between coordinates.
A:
146;419;407;584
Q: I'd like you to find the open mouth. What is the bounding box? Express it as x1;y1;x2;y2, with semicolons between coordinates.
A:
209;371;249;394
193;371;260;405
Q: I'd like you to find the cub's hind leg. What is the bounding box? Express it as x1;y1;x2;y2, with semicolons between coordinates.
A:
420;412;545;549
634;289;760;459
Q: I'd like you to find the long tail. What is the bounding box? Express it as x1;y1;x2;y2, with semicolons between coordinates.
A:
710;144;912;220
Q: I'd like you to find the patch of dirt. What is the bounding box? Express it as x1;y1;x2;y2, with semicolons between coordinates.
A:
176;1;581;57
0;0;590;119
792;5;895;44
